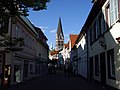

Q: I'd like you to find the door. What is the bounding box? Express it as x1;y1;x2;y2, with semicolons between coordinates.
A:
89;57;93;82
100;52;106;86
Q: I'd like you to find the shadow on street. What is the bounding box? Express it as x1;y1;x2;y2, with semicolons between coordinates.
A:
6;70;108;90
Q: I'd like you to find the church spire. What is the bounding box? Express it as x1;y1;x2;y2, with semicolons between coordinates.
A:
57;17;64;38
55;17;64;51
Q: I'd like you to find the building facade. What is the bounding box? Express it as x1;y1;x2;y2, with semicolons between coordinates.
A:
84;0;120;89
69;34;78;75
62;43;70;64
0;16;49;88
75;29;87;79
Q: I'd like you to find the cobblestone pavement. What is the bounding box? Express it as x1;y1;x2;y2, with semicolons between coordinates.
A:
5;70;115;90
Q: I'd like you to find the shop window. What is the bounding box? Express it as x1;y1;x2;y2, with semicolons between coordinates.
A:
14;65;21;82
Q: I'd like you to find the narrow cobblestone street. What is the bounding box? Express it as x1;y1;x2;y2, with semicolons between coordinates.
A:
5;70;112;90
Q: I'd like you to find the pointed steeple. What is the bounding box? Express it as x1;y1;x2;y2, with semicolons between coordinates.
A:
57;17;64;38
55;17;64;51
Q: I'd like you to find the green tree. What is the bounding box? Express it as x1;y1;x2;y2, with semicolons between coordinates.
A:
0;0;50;52
0;0;50;16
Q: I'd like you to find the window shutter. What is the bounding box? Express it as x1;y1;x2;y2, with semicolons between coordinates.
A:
110;0;119;25
110;0;114;25
118;0;120;20
114;0;118;21
105;3;109;30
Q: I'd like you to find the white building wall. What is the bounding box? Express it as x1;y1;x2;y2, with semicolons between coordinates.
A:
87;0;120;89
77;34;87;79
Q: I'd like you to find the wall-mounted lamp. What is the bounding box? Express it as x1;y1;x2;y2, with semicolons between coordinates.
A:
116;37;120;43
99;36;106;49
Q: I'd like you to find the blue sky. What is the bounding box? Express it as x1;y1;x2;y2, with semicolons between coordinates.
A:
28;0;93;48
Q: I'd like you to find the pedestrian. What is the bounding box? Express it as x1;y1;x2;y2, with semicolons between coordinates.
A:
64;63;70;77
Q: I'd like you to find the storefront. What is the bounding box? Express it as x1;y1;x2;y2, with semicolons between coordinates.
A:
14;58;22;83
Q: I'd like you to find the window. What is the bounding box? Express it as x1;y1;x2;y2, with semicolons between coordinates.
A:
89;28;92;45
91;26;94;42
110;0;118;25
98;14;102;35
0;15;9;34
102;11;107;33
96;19;100;38
107;48;116;79
95;54;99;76
105;3;110;29
89;26;94;45
94;22;97;39
16;25;20;38
14;65;21;82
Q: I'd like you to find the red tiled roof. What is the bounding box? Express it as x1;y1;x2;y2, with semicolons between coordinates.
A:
50;50;59;56
64;43;69;48
70;34;78;48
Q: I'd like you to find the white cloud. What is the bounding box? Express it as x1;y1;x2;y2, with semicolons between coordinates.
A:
39;26;48;29
50;29;56;33
37;26;48;34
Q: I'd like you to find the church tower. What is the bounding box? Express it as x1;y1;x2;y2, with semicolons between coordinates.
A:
55;17;64;51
